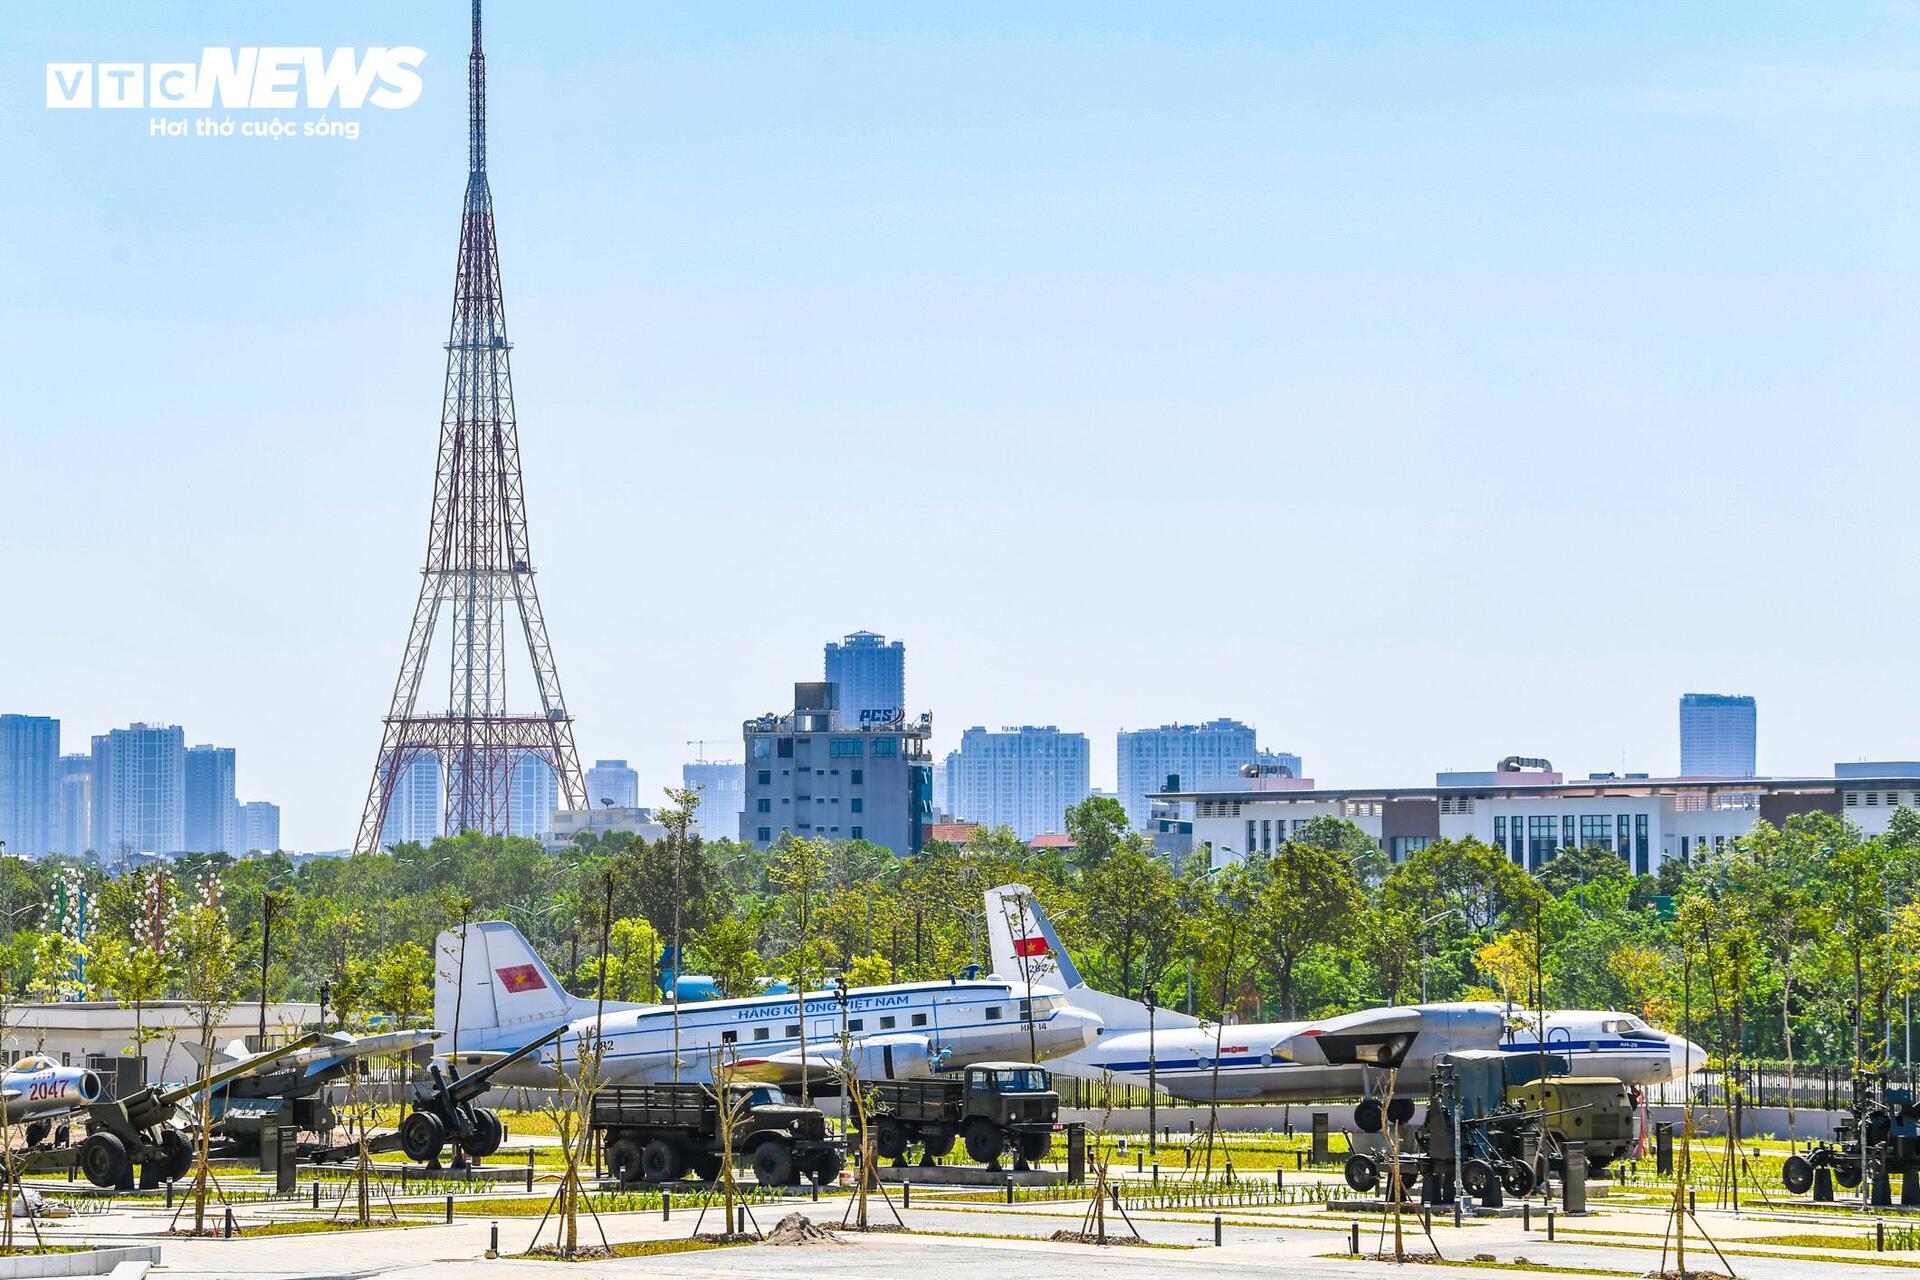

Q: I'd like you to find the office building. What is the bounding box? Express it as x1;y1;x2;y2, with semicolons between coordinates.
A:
586;759;641;810
505;754;558;840
935;751;956;820
379;755;442;848
56;755;91;855
681;760;744;840
237;800;280;854
1256;749;1304;779
0;714;60;857
1679;693;1757;777
1177;761;1920;876
741;680;932;856
548;806;668;850
91;723;186;859
1115;719;1261;830
824;631;906;728
184;745;238;855
946;726;1091;840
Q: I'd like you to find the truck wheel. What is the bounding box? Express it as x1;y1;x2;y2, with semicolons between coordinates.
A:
160;1129;194;1182
401;1112;447;1164
1343;1153;1378;1193
873;1120;908;1161
641;1138;687;1182
80;1132;131;1189
921;1130;955;1159
690;1152;724;1183
810;1148;846;1184
964;1120;1005;1165
462;1108;504;1159
1354;1099;1383;1134
1017;1131;1052;1162
1782;1154;1815;1195
607;1137;644;1185
752;1140;796;1188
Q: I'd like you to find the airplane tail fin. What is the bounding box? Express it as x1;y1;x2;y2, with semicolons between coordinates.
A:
434;921;576;1052
986;882;1200;1032
986;883;1082;991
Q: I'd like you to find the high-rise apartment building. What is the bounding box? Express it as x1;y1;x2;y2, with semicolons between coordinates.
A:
184;745;238;855
947;726;1091;841
0;714;60;857
237;801;280;854
1679;693;1757;778
507;754;558;840
824;631;906;727
379;755;443;848
1115;719;1261;831
682;760;744;841
586;759;641;810
56;755;91;855
91;723;187;858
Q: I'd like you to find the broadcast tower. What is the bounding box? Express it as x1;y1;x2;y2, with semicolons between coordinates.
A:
355;0;585;852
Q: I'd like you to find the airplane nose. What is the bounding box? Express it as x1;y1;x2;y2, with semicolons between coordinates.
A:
1054;1005;1103;1050
1667;1035;1706;1084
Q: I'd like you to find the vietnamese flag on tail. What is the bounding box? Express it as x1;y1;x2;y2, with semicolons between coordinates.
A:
496;964;547;993
1013;937;1050;958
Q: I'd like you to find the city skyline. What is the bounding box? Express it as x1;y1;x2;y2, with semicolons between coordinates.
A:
11;4;1920;848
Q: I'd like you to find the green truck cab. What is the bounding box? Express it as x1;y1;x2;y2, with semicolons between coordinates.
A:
861;1062;1060;1169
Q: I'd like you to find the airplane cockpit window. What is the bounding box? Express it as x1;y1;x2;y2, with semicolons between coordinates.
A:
7;1056;55;1073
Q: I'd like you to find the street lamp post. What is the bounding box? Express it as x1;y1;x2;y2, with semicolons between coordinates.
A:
1145;989;1158;1157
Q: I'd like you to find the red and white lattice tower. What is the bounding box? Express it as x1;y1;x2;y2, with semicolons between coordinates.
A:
356;0;585;851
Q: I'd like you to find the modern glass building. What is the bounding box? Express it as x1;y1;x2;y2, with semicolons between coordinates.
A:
507;753;558;840
681;760;744;840
238;800;281;854
742;681;932;855
0;714;60;857
184;744;238;855
56;754;91;856
586;759;641;810
947;725;1091;841
824;631;906;727
1679;693;1757;778
91;723;187;858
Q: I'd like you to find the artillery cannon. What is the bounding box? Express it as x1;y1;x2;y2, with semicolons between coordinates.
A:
313;1024;564;1167
1783;1079;1920;1202
16;1032;324;1189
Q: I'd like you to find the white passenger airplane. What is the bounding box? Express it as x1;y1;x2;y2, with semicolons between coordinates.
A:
985;884;1701;1107
433;920;1102;1088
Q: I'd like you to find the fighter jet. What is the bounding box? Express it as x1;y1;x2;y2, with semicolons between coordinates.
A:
435;920;1102;1088
986;883;1699;1110
1;1055;102;1144
184;1028;439;1151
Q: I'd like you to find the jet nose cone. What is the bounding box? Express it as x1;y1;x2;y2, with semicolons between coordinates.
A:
1053;1004;1103;1050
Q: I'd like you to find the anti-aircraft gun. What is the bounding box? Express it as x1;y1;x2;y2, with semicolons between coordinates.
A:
1343;1050;1571;1204
1783;1078;1920;1202
17;1031;325;1189
313;1023;565;1168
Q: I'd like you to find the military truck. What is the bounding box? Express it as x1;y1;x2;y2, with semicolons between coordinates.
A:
593;1082;843;1188
1508;1075;1636;1175
858;1062;1059;1168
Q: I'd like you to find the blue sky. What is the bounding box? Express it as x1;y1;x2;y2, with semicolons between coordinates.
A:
6;3;1920;848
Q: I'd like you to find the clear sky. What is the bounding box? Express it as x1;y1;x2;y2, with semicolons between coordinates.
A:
6;3;1920;849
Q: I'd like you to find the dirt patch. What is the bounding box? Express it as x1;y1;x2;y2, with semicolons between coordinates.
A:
1047;1229;1157;1247
766;1212;844;1246
1369;1252;1445;1264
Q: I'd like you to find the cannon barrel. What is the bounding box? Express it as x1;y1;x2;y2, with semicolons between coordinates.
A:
437;1023;567;1102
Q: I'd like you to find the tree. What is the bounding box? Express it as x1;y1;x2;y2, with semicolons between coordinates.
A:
172;901;240;1235
600;917;663;1002
370;942;432;1026
1064;796;1132;868
691;915;765;999
1077;842;1178;1000
1249;841;1364;1018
